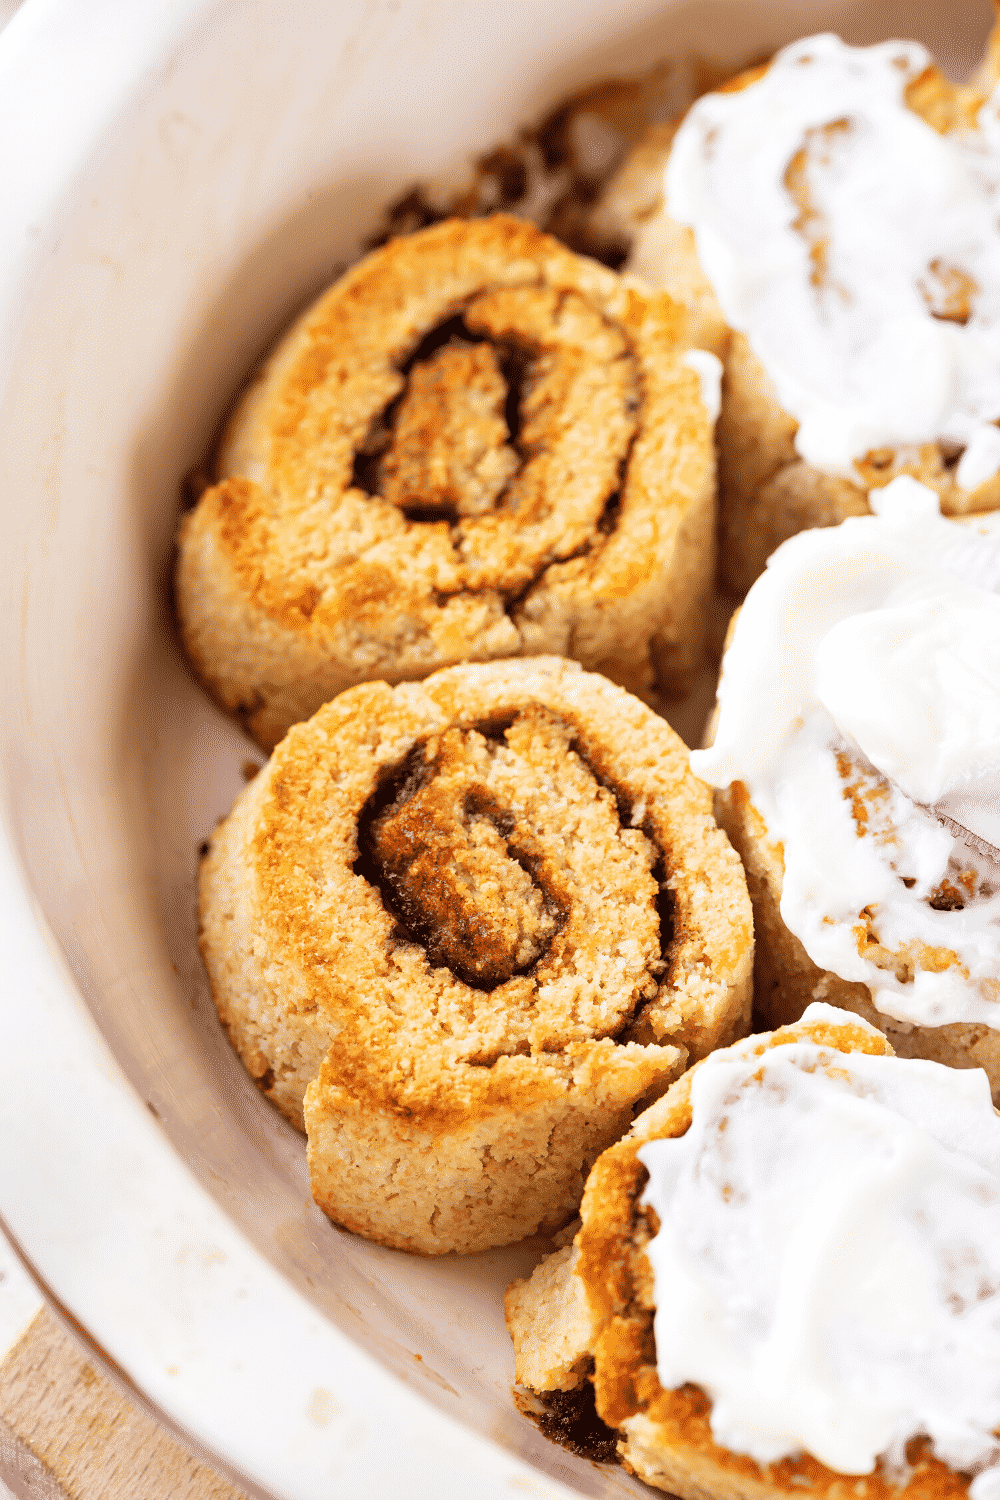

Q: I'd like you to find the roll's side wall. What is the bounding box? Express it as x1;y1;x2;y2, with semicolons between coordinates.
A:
304;1039;683;1255
198;763;341;1130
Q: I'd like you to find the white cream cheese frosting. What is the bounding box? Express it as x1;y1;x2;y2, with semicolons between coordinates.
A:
690;479;1000;1029
666;32;1000;481
638;1004;1000;1491
680;349;723;424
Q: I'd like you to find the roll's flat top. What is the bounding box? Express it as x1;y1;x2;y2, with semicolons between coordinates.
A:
242;657;749;1124
211;215;696;625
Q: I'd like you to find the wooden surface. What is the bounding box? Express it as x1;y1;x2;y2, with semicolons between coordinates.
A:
0;1308;249;1500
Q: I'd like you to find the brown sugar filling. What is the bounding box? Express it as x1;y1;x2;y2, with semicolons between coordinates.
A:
356;706;672;1009
365;727;568;989
515;1362;622;1464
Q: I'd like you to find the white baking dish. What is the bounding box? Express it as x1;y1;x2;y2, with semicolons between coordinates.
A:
0;1;991;1495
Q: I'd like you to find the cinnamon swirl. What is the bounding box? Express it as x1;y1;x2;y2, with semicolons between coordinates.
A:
177;215;718;749
198;657;752;1254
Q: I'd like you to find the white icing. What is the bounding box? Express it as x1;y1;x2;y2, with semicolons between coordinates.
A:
974;1466;1000;1500
958;424;1000;491
868;471;942;521
690;481;1000;1029
813;578;1000;804
681;348;723;423
638;1010;1000;1478
666;33;1000;481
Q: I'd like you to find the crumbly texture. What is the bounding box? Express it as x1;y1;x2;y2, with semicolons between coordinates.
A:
588;59;1000;594
506;1014;978;1500
715;781;1000;1101
198;657;753;1254
176;215;717;750
505;1244;596;1392
381;341;519;516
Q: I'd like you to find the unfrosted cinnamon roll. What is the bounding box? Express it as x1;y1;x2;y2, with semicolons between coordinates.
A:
198;657;752;1255
177;215;719;749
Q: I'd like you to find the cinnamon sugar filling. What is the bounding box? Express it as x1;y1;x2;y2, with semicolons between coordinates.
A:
349;289;639;587
355;704;672;1015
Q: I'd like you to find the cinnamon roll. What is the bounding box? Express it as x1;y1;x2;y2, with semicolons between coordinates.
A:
692;481;1000;1093
507;1003;1000;1500
198;657;752;1255
177;215;719;749
588;27;1000;593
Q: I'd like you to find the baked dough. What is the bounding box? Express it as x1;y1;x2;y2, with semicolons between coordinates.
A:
505;1011;978;1500
198;657;753;1254
588;54;1000;594
715;779;1000;1099
177;215;717;749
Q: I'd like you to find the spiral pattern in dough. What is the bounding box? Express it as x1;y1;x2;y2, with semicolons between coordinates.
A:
198;658;752;1254
177;215;716;748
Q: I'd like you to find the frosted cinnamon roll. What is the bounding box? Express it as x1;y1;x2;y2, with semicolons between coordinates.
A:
507;1003;1000;1500
691;479;1000;1092
176;215;719;750
589;28;1000;593
198;657;752;1255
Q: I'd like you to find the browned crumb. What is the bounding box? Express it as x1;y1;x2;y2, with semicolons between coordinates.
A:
515;1373;622;1465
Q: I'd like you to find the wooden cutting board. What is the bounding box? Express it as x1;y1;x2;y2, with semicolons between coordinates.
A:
0;1308;249;1499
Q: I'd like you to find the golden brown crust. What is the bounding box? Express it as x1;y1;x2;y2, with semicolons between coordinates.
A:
176;215;717;748
971;6;1000;97
620;1399;968;1500
715;782;1000;1099
595;1023;967;1500
505;1016;979;1500
198;657;753;1254
591;55;1000;595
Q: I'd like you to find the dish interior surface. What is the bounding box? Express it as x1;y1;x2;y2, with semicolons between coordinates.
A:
0;0;992;1494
